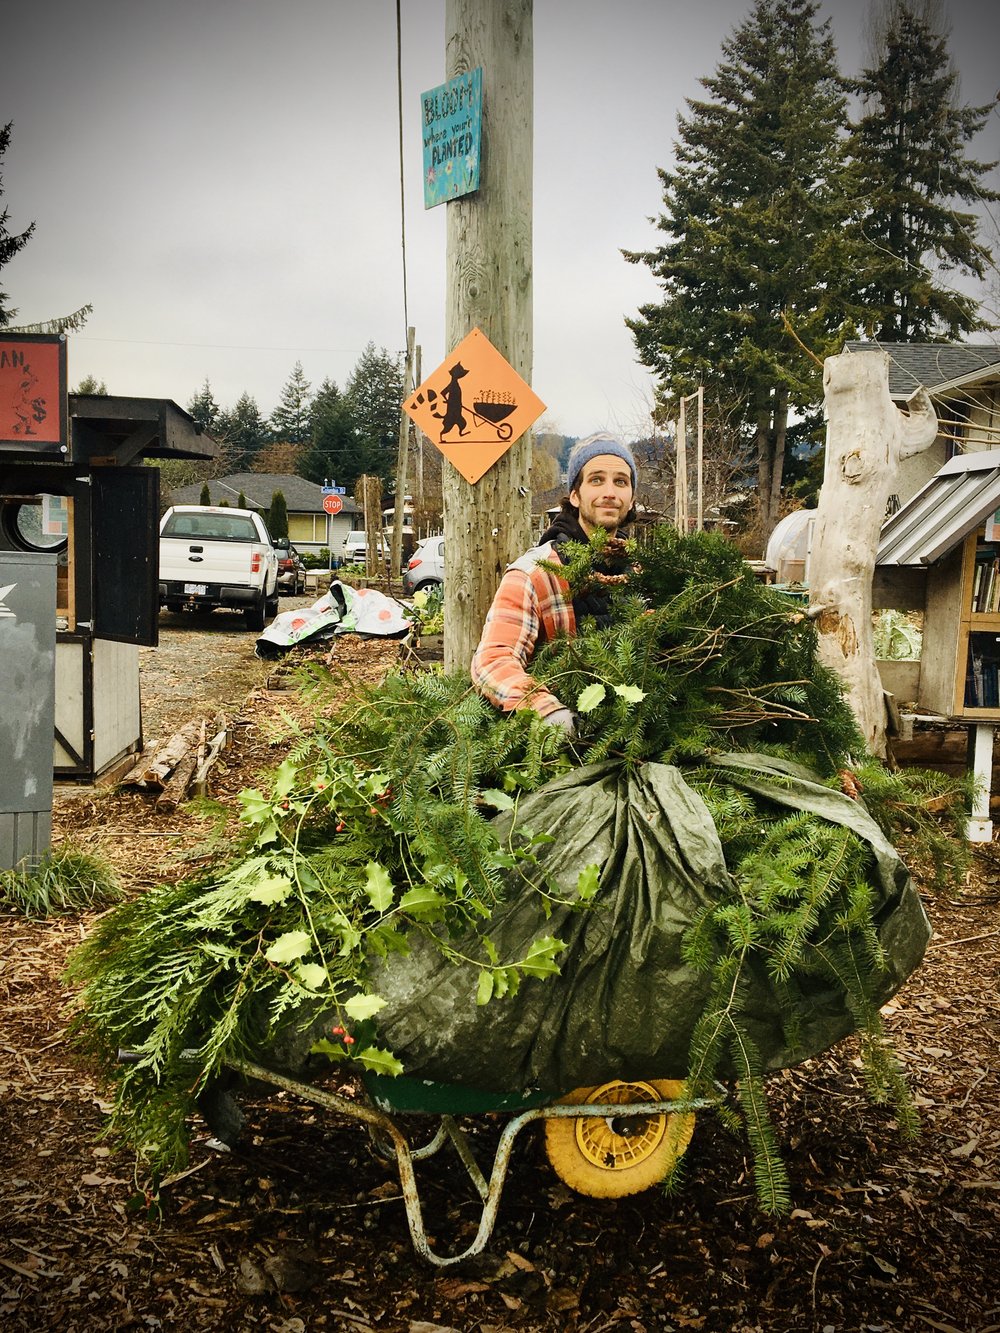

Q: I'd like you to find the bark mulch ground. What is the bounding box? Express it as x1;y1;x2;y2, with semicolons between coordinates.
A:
2;625;999;1332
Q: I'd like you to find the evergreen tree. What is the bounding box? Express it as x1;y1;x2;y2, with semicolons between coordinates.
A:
848;2;999;340
0;122;35;328
269;361;313;444
344;343;404;486
217;392;268;471
268;490;289;540
237;490;248;509
187;380;222;436
300;379;371;491
624;0;863;531
199;482;211;505
73;374;108;394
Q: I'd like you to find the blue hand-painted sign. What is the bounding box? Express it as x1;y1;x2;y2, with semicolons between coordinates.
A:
421;67;482;210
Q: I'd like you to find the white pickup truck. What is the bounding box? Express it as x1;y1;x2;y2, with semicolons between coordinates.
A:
158;505;280;631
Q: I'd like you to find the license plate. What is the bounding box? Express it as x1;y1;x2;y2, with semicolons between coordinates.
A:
184;583;207;595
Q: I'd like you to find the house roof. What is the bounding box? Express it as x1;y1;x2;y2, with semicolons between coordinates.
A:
169;472;360;514
877;449;1000;567
845;341;1000;401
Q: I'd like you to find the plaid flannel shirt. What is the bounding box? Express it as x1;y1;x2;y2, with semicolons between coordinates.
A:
470;542;576;718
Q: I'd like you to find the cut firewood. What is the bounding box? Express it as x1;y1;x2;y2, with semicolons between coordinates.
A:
154;750;200;814
141;721;203;789
191;726;230;798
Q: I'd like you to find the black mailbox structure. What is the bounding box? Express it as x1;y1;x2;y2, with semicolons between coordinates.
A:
0;334;217;793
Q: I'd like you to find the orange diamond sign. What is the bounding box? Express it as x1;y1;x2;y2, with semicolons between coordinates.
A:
403;328;546;484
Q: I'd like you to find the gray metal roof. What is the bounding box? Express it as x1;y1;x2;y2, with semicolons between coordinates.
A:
845;341;1000;401
877;449;1000;567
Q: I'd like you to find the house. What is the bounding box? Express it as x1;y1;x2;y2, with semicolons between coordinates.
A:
167;473;361;557
845;341;1000;506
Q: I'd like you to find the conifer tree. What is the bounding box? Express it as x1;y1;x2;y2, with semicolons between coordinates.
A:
301;379;369;491
624;0;863;531
187;380;222;436
269;361;313;444
268;490;288;540
217;392;268;471
848;2;999;340
344;343;404;485
0;122;34;328
199;482;211;505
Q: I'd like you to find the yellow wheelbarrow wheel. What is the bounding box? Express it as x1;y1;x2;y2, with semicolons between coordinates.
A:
544;1078;695;1198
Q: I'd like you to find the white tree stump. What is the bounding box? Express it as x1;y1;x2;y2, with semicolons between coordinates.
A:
809;349;937;757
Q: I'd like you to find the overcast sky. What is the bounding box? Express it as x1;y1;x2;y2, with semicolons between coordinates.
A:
4;0;998;441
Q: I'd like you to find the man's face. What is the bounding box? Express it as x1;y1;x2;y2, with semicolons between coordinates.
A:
570;454;634;536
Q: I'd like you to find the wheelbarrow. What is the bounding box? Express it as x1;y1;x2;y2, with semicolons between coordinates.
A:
218;1055;710;1269
470;399;515;440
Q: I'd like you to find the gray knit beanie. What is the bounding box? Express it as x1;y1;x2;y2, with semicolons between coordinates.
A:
566;433;637;493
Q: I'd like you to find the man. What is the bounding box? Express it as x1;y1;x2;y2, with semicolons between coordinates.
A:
470;433;637;734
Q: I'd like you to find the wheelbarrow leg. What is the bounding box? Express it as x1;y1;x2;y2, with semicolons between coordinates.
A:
225;1057;537;1267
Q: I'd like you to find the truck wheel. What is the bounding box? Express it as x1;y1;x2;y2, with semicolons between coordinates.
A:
244;597;266;632
544;1078;695;1198
266;594;279;617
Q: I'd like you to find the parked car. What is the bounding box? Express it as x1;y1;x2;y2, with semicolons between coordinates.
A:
402;535;444;595
274;539;306;595
158;505;279;631
342;530;388;566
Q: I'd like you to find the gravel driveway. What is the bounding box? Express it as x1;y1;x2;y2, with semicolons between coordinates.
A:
139;594;314;742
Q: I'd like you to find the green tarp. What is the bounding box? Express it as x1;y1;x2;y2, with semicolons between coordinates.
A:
362;756;931;1095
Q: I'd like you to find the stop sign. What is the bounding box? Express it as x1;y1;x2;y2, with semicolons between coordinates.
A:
323;493;343;515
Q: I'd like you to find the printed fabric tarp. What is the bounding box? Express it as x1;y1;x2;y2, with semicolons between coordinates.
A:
255;582;411;658
358;755;931;1095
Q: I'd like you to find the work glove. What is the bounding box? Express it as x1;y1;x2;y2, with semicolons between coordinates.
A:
544;707;576;738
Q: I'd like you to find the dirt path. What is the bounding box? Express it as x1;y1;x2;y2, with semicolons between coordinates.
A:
2;625;999;1331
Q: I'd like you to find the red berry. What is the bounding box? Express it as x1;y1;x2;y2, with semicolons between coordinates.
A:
343;1035;355;1046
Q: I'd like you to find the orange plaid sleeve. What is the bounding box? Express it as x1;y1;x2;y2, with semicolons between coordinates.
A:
470;547;576;717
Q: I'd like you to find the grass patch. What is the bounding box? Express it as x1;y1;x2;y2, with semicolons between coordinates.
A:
0;848;121;918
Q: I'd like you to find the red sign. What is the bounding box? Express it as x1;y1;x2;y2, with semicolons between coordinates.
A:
403;328;546;484
0;333;67;454
323;493;344;515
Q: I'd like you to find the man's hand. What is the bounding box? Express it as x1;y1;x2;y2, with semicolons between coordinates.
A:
544;707;576;737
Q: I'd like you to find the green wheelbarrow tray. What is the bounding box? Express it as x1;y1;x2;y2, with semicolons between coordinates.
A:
223;1055;711;1269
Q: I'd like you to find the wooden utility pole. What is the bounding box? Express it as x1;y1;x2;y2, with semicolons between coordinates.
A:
413;344;424;514
391;327;415;577
443;0;533;675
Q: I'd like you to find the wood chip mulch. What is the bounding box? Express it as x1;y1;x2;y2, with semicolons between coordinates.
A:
2;636;999;1332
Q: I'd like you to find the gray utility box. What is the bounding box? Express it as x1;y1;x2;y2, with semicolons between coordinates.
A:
0;551;56;869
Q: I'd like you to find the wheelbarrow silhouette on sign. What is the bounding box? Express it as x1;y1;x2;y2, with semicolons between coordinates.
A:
470;398;515;440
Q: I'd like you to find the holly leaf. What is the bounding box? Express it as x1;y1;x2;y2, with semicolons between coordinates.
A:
239;789;273;824
479;788;515;811
399;885;446;918
576;863;601;901
612;683;646;704
519;935;566;978
264;930;312;964
476;969;494;1006
310;1037;347;1060
576;683;607;713
344;992;387;1022
357;1046;404;1077
364;862;394;912
273;758;298;799
295;962;328;990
